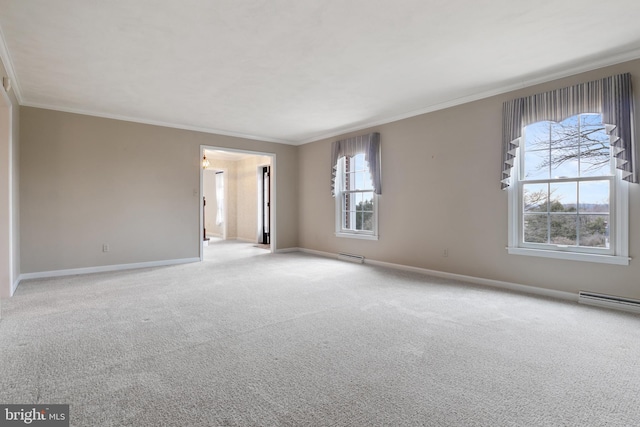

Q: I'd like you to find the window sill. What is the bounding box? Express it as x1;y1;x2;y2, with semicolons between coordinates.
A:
507;247;630;265
335;232;378;241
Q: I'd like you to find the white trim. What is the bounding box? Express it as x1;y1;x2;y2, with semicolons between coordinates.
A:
11;276;19;296
334;156;379;240
507;118;630;265
5;90;12;297
615;175;629;259
295;247;577;302
293;247;329;257
18;258;200;281
298;47;640;145
274;247;300;254
200;146;276;256
1;12;639;148
23;102;295;145
0;24;22;102
334;232;379;241
507;247;630;265
365;258;577;302
199;152;204;261
256;163;271;244
0;84;12;300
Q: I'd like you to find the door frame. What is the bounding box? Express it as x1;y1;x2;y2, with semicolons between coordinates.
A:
0;84;13;300
258;164;271;245
199;146;276;261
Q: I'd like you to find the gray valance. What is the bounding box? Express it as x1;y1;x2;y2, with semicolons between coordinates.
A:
501;73;637;189
331;132;381;196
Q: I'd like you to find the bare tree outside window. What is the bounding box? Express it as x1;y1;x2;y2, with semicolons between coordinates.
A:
522;114;611;248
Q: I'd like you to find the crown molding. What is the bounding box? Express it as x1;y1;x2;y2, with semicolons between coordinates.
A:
298;47;640;145
21;101;297;145
0;23;22;103
4;15;640;147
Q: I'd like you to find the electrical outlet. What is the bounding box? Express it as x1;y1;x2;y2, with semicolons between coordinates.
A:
103;244;109;252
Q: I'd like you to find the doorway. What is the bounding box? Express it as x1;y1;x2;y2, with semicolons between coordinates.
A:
200;146;275;260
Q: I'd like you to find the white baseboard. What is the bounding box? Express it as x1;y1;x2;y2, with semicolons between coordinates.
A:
296;248;577;303
18;257;200;282
11;276;20;297
276;247;302;254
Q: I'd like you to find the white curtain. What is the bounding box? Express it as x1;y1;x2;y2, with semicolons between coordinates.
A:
215;172;224;225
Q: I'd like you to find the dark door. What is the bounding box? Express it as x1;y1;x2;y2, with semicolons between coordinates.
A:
261;166;270;244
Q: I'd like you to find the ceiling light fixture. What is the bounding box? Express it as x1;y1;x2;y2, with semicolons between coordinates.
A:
202;153;210;169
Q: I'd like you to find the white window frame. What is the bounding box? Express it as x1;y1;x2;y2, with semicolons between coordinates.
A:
507;117;630;266
335;156;379;240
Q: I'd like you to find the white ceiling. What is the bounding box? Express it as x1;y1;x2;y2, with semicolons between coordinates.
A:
2;1;640;145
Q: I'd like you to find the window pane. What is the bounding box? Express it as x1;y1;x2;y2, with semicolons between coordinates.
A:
361;211;373;231
580;114;611;177
578;181;609;213
517;114;618;254
523;121;550;180
549;182;577;212
579;215;609;248
363;171;374;190
523;183;548;212
359;192;374;212
550;214;577;245
524;214;548;243
354;171;374;190
354;154;364;171
550;118;579;178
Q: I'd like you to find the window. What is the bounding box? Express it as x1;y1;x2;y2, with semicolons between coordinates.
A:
502;73;635;265
508;113;629;264
331;132;381;240
335;153;378;239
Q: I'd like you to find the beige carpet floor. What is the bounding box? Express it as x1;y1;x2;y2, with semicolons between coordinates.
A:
1;241;640;426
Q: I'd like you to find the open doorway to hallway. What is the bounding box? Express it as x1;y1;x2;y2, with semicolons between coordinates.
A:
200;147;274;260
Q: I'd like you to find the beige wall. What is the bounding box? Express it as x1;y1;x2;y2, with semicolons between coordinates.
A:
237;155;271;241
298;59;640;300
19;107;298;273
14;58;640;300
0;57;20;299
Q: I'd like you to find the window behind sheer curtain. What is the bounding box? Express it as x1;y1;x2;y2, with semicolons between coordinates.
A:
502;74;635;264
331;133;381;240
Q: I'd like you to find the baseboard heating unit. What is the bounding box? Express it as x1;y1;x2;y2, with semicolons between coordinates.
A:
578;291;640;314
337;253;365;264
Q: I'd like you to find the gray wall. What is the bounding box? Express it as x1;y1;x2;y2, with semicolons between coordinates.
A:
298;59;640;300
19;107;298;273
